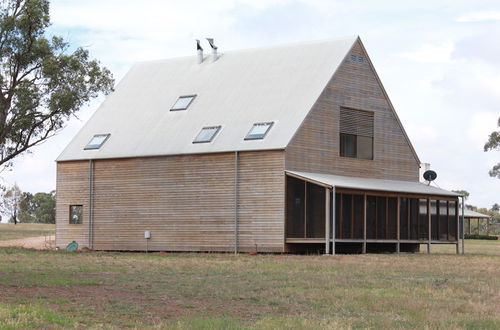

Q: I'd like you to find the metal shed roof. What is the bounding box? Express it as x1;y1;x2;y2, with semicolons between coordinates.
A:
57;36;358;161
286;171;460;197
463;209;491;219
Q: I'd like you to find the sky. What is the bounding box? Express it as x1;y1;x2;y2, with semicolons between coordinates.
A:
1;0;499;211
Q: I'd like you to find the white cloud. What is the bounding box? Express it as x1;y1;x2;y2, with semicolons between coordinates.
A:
432;59;500;113
456;11;500;22
396;41;454;63
405;124;440;142
237;0;290;10
468;112;499;149
51;0;294;41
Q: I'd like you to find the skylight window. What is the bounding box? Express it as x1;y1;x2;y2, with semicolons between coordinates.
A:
171;95;196;111
245;122;274;140
84;134;110;150
193;126;221;143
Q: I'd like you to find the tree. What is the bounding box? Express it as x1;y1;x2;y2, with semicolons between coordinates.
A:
484;117;500;178
18;191;34;221
452;190;469;200
18;190;55;223
0;0;114;169
492;203;500;212
1;183;21;223
465;204;477;211
32;191;55;223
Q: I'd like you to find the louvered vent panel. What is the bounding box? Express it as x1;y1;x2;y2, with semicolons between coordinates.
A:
340;108;374;137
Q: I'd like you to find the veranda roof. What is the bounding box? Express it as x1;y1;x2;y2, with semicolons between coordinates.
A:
463;209;491;219
286;171;460;197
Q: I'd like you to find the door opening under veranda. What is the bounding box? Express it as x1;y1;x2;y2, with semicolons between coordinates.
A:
285;171;463;254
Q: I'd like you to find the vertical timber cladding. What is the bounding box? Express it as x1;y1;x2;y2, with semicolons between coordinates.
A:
285;40;420;181
55;161;90;248
77;150;286;252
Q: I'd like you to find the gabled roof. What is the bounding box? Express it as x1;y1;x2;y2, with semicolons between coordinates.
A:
57;36;358;161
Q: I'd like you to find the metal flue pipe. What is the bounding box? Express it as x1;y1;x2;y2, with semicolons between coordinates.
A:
206;38;218;62
196;39;203;64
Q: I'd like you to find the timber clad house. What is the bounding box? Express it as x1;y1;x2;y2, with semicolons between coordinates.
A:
56;36;461;254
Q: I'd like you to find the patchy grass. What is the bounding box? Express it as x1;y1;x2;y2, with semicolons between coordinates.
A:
0;223;54;241
420;239;500;256
0;302;77;329
0;240;498;329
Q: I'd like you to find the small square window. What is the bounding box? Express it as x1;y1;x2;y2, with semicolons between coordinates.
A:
358;56;365;63
171;95;196;111
69;205;83;224
351;54;357;62
245;122;274;140
85;134;110;150
193;126;221;143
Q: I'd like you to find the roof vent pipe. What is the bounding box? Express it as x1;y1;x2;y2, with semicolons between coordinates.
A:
196;39;203;64
206;38;218;62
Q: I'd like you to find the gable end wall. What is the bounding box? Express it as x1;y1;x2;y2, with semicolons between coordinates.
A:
285;41;419;181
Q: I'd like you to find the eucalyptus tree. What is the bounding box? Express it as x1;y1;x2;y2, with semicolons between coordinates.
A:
0;0;114;169
484;117;500;179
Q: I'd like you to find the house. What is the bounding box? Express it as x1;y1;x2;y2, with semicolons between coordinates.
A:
463;209;492;236
55;36;461;254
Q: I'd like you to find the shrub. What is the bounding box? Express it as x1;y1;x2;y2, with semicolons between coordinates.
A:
464;234;498;240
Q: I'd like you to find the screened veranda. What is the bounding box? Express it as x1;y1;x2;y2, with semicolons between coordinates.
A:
285;176;459;251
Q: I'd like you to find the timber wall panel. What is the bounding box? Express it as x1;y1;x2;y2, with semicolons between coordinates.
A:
285;41;419;181
92;153;235;251
237;151;285;252
55;161;90;248
56;150;285;252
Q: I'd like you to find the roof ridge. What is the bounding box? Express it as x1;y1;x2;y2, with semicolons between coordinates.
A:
134;35;359;66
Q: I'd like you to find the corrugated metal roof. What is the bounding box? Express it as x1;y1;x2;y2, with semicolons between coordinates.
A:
463;209;491;219
286;171;460;197
57;36;358;161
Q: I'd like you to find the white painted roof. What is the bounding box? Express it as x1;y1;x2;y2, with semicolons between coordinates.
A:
287;171;460;197
463;209;491;219
57;36;358;161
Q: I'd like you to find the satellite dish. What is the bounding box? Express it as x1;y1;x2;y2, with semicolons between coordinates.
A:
423;170;437;182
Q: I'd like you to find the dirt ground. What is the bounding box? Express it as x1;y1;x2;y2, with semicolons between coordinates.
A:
0;235;55;250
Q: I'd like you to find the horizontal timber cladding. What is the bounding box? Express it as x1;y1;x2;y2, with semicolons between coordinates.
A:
91;153;234;251
56;150;285;252
236;151;285;252
285;40;419;181
55;161;90;248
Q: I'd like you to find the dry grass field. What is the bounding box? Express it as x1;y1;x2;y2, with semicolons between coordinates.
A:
421;239;500;256
0;223;55;241
0;238;498;329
